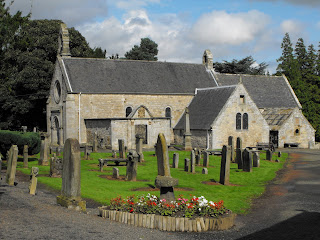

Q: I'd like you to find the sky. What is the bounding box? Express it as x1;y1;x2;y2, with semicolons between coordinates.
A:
6;0;320;73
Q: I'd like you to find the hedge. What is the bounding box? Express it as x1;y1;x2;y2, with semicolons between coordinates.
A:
0;130;41;158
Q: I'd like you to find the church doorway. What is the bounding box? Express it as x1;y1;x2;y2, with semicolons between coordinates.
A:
269;131;278;148
52;116;61;146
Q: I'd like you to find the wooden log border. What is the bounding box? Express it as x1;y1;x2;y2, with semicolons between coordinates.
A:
98;207;236;232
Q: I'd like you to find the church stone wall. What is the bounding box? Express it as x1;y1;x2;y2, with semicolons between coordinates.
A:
278;108;315;148
211;85;269;149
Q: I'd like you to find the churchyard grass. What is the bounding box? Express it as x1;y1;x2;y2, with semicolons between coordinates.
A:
15;150;288;215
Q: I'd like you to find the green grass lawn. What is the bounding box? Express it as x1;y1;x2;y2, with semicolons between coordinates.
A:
15;150;287;215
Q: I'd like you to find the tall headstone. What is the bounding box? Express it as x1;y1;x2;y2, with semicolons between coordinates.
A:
23;145;28;168
113;167;120;179
253;152;260;168
219;145;231;185
184;108;192;151
56;138;86;212
243;149;253;172
118;139;125;159
29;167;39;195
235;137;242;164
21;126;27;133
190;150;196;173
6;145;18;186
93;132;98;152
112;150;117;158
228;136;234;162
33;127;37;132
155;133;178;202
195;153;201;166
39;133;49;166
135;135;144;162
172;153;179;168
126;151;139;181
266;149;272;161
203;151;209;168
278;151;282;158
202;168;208;175
184;158;190;172
50;156;63;178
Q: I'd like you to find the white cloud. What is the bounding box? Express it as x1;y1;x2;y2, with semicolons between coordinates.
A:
280;20;306;42
113;0;161;10
190;10;270;46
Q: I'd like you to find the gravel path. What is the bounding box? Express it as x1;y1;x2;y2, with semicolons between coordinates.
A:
1;149;320;239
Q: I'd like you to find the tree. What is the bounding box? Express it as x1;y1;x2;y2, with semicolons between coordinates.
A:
125;38;158;61
276;32;294;75
213;56;268;75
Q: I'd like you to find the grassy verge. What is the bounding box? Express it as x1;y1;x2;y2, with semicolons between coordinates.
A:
15;150;287;215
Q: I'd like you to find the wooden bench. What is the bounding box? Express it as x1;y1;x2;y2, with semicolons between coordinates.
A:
256;142;275;151
284;143;299;148
207;150;222;156
98;158;128;172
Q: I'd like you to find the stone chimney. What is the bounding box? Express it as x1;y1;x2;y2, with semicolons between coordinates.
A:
58;23;71;57
202;49;213;70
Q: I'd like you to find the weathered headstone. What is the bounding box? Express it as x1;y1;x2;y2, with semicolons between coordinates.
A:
235;137;242;164
266;149;272;161
195;154;201;166
93;132;98;152
203;151;209;168
243;149;253;172
172;153;179;168
126;151;139;181
112;150;117;158
33;127;37;132
184;158;190;172
113;167;119;179
84;144;90;160
184;108;192;151
138;153;144;163
228;136;234;162
278;151;282;158
56;147;61;157
252;152;260;168
6;145;18;186
118;139;125;159
190;150;196;173
29;167;39;195
275;159;280;163
50;157;63;178
219;145;231;185
23;145;28;168
56;138;86;212
202;168;208;175
154;133;178;202
39;133;49;166
136;135;144;162
21;126;27;133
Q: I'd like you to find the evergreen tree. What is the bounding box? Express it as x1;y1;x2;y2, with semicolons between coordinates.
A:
295;38;308;78
125;38;158;61
276;33;294;75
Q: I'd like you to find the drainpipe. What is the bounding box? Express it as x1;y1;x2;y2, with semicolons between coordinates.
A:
79;92;81;143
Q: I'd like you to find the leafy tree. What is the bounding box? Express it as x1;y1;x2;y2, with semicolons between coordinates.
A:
125;38;158;61
213;56;268;75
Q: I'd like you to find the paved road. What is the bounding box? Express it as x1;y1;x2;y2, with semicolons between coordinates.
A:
1;149;320;239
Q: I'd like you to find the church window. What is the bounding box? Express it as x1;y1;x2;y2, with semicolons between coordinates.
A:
126;107;132;117
240;95;245;104
243;113;248;130
53;80;61;104
236;113;242;130
295;129;300;136
165;107;171;118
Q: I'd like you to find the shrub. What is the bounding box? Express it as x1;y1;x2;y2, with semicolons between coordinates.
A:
0;130;41;158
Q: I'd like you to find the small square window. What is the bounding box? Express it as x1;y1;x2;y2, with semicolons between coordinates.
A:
240;95;245;104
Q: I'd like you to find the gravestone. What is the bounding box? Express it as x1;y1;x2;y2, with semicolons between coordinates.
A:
136;135;144;162
21;126;27;133
118;139;126;159
126;151;139;181
50;157;63;178
184;158;190;172
39;133;49;166
184;108;192;151
0;155;2;180
33;127;37;132
56;138;86;212
266;149;272;161
172;153;179;168
275;159;280;163
202;168;208;174
56;147;61;157
190;150;196;173
228;136;234;162
243;149;253;172
154;133;178;202
84;145;90;160
235;137;242;164
253;152;260;167
112;150;117;158
195;154;201;166
6;145;18;186
203;151;209;168
29;167;39;195
93;132;98;152
278;151;282;157
138;153;144;163
23;145;28;168
219;145;231;185
113;167;119;179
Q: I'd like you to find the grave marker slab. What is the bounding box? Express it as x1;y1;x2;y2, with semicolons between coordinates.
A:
228;136;234;162
266;150;272;161
190;150;196;173
203;152;209;168
23;145;28;168
113;167;120;179
202;168;208;174
50;157;63;178
219;145;230;185
243;149;253;172
172;153;179;168
6;145;18;186
253;152;260;168
126;151;138;181
184;108;192;151
29;167;39;195
184;158;190;172
39;133;49;166
278;152;282;157
118;139;126;159
93;132;98;152
112;150;117;158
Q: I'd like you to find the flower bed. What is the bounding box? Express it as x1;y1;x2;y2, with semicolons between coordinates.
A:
98;194;236;232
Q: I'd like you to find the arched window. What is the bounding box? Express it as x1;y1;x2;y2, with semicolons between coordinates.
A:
243;113;248;130
165;107;171;118
236;113;242;130
126;107;132;117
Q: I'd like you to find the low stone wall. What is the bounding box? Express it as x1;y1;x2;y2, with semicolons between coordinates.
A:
99;207;236;232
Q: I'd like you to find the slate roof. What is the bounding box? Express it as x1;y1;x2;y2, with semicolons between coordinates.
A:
261;108;293;127
62;58;216;94
174;86;236;130
213;73;300;108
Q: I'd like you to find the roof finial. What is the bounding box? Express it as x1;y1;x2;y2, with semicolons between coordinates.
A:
239;75;243;83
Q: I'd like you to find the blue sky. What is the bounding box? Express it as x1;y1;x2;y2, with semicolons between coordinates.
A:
7;0;320;73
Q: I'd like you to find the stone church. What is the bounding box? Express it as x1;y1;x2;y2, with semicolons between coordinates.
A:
46;24;315;150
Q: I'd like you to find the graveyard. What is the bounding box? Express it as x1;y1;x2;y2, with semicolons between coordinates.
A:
9;139;288;216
